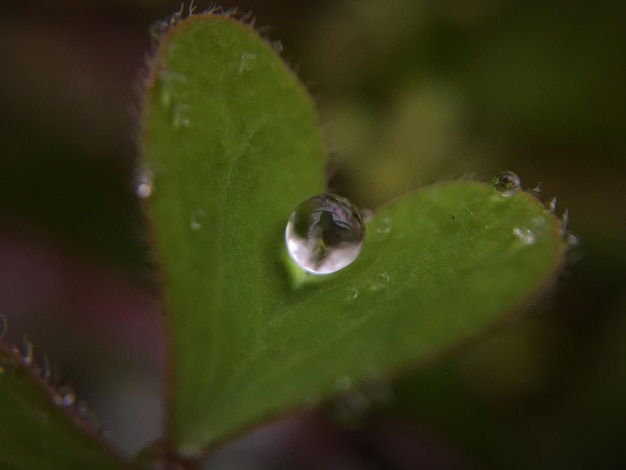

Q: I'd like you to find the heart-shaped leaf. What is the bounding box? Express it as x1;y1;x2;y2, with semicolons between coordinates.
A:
0;341;126;469
141;12;565;456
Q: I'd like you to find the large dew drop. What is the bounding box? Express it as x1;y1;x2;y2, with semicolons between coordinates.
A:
285;194;365;275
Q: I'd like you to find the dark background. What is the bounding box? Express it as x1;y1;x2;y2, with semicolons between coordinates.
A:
1;1;624;468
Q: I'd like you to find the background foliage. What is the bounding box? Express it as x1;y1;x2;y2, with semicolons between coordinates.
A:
0;0;624;468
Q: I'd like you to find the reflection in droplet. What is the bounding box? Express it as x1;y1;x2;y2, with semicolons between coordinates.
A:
492;171;521;197
285;194;365;275
513;227;536;245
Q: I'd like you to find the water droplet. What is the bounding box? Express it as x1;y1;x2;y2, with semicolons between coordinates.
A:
512;227;536;245
172;103;191;129
370;271;390;291
375;216;392;238
53;385;76;407
492;171;521;197
546;197;557;214
345;287;359;301
239;51;257;72
285;194;365;275
190;209;205;231
157;70;187;110
136;167;153;199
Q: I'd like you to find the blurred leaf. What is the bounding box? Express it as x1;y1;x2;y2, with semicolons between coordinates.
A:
0;341;127;469
141;13;565;456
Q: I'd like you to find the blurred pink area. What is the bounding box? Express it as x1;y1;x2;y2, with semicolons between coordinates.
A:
0;217;164;455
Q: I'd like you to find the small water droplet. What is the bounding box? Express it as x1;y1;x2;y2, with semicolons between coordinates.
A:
375;216;392;238
239;51;257;72
285;194;365;275
513;227;536;245
136;167;153;199
172;103;191;129
53;385;76;407
345;287;359;301
370;271;390;291
157;70;187;110
492;171;521;197
190;209;205;231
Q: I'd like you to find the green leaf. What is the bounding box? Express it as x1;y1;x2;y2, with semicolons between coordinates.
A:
0;342;127;469
141;13;565;455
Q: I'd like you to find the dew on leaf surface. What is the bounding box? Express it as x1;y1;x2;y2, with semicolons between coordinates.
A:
190;209;205;231
513;227;536;245
492;171;521;197
239;51;257;72
285;194;365;275
376;216;392;238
